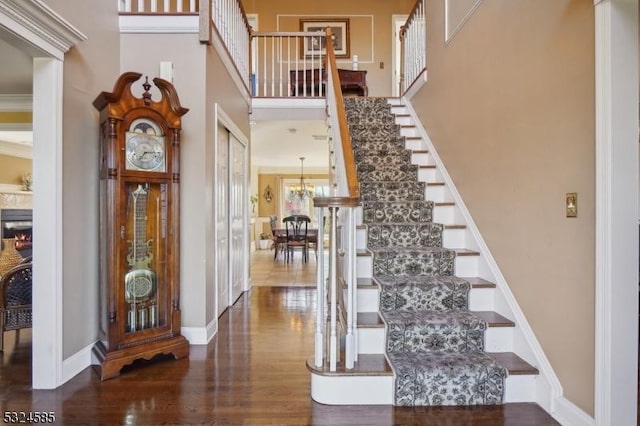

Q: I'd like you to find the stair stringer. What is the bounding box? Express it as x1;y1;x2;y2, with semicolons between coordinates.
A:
397;96;562;416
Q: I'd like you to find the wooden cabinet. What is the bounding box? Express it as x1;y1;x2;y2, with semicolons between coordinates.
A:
92;72;189;380
337;69;368;96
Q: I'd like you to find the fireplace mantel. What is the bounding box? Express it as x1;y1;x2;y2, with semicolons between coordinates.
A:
0;184;32;209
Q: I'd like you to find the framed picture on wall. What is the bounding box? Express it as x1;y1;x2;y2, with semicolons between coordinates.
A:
299;18;350;59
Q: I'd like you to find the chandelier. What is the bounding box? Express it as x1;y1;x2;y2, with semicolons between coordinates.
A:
291;156;313;200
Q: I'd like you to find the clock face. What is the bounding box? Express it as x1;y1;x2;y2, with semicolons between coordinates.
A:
125;118;166;172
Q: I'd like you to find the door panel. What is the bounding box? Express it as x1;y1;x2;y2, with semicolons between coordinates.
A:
216;123;229;317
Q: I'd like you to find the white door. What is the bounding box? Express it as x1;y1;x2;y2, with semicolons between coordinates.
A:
216;123;229;317
392;15;408;97
229;134;246;304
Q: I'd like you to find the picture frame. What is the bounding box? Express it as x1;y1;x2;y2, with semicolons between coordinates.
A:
300;18;350;59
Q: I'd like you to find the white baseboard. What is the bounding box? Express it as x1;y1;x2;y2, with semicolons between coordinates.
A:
552;396;595;426
181;316;218;345
63;342;93;383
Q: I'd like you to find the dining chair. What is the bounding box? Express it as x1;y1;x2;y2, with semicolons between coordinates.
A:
269;215;287;261
283;215;310;262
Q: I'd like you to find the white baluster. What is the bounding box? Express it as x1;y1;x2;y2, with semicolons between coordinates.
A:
328;206;338;371
137;0;144;13
345;208;355;369
278;36;283;97
315;206;325;367
177;0;183;12
270;37;275;97
150;0;157;13
190;0;197;13
262;36;267;97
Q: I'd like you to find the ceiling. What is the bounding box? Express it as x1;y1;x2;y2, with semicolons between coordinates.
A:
250;119;329;170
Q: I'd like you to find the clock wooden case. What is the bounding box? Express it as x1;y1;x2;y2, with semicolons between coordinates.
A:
92;72;189;380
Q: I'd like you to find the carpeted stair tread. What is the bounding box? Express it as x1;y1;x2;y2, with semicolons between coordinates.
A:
382;310;487;353
367;223;444;248
375;275;470;312
388;351;507;406
371;248;456;277
360;181;426;202
362;200;434;224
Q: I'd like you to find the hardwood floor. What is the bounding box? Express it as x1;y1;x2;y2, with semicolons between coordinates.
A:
0;252;560;425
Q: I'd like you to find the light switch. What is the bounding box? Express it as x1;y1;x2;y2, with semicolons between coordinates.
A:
566;192;577;218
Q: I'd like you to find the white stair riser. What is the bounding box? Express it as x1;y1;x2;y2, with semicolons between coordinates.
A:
468;287;494;311
418;167;438;182
400;127;419;137
357;287;379;311
355;323;513;355
411;151;431;165
395;115;412;126
443;228;467;248
356;254;479;280
358;328;385;354
504;375;537;403
405;138;425;151
311;370;537;405
433;205;454;224
310;374;394;405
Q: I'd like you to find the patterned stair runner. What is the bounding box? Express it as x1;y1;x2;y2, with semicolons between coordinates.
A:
344;97;507;406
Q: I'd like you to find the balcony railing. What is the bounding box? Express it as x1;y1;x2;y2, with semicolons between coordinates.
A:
251;32;325;98
119;0;199;13
400;0;426;95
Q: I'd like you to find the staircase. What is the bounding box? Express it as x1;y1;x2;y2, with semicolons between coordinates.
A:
308;97;540;405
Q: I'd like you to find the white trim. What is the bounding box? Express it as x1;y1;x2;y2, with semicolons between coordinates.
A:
250;98;325;121
553;397;595;426
0;94;33;112
62;343;94;384
403;69;427;100
32;57;64;389
401;97;563;415
391;15;408;97
119;14;199;34
594;1;639;424
211;23;251;106
444;0;484;45
0;0;85;390
181;317;218;345
0;0;86;60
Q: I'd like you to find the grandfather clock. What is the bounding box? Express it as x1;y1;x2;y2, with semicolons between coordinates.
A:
92;72;189;380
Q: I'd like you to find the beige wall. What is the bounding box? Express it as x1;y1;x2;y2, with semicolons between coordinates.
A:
411;0;595;414
0;154;31;185
242;0;415;96
43;0;121;359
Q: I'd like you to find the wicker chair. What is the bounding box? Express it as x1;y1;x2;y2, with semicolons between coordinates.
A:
0;262;32;351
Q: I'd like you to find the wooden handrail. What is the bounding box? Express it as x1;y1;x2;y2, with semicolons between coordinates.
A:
323;27;360;203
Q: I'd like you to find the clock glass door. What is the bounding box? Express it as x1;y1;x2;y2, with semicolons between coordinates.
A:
123;181;169;334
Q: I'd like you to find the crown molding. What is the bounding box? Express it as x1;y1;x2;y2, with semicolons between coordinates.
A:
0;95;33;112
0;0;87;60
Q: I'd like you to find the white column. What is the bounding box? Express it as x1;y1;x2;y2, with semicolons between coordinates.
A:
594;0;639;425
32;57;64;389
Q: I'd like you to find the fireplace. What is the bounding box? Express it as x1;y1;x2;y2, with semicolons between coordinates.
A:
1;209;32;257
